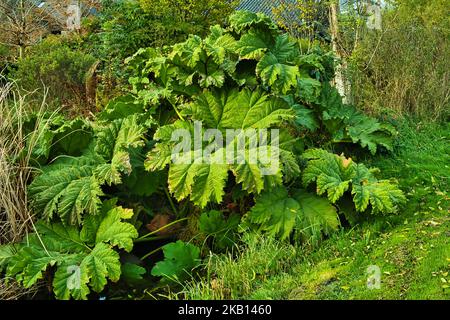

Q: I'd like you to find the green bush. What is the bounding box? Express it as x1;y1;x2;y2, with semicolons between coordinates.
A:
82;0;239;104
12;36;96;113
139;0;239;41
87;0;165;82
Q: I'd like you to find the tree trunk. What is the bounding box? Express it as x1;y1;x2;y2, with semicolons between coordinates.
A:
329;1;351;103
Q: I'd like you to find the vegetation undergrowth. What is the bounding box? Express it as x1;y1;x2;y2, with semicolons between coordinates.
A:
0;82;56;299
346;0;449;121
173;120;449;300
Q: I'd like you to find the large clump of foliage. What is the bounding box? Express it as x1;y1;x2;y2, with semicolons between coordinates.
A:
0;11;406;300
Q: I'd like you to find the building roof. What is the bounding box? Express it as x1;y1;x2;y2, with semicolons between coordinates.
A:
237;0;362;16
237;0;298;19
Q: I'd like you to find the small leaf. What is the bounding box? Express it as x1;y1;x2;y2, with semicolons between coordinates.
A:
95;207;139;252
81;243;121;293
151;241;201;282
121;263;146;283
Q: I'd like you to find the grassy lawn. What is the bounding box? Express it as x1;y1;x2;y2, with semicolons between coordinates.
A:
174;120;450;300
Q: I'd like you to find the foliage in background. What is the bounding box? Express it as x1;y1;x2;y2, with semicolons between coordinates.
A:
343;0;449;121
139;0;239;41
0;0;49;59
83;0;239;104
272;0;330;44
0;0;101;59
12;36;96;114
272;0;449;121
84;0;164;97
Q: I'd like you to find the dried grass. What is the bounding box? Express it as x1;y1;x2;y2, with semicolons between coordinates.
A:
0;81;53;299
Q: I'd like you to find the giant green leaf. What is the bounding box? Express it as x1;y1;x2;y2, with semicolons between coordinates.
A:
147;88;293;207
94;115;146;185
351;164;406;213
319;84;396;154
204;25;237;65
248;187;339;240
302;149;355;203
80;243;121;293
256;34;300;94
237;28;273;60
257;53;299;94
302;149;406;214
28;157;104;225
292;190;340;238
249;187;299;239
189;163;229;208
4;203;138;300
53;256;89;300
6;246;61;288
228;10;277;34
97;95;145;121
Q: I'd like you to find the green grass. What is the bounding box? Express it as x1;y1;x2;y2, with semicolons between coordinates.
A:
174;120;450;300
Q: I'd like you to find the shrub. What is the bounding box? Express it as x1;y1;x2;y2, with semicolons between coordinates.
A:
12;36;96;114
82;0;239;104
139;0;239;41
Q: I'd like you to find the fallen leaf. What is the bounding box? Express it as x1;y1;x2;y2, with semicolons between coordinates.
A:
146;213;179;236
